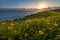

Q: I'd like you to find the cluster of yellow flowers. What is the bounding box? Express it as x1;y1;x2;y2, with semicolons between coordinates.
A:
8;23;15;30
0;16;59;40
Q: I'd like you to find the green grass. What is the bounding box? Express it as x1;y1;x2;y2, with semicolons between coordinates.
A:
0;9;60;40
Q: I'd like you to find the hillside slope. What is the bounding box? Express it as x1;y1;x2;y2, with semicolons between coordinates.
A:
23;9;60;20
0;9;60;40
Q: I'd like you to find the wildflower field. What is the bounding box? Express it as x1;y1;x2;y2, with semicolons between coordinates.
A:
0;9;60;40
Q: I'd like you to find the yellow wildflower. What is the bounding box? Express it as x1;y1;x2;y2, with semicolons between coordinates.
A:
8;26;13;30
25;33;28;37
27;24;29;27
35;19;39;21
10;23;15;26
48;28;52;30
14;30;17;33
39;30;44;35
25;19;33;24
2;22;6;25
54;23;58;27
41;18;45;20
56;35;60;37
47;22;50;25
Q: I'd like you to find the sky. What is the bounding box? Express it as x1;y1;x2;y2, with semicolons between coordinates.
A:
0;0;60;8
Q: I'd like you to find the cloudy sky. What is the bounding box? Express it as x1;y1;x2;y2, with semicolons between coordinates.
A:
0;0;60;8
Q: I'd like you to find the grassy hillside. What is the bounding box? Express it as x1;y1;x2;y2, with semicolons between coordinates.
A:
0;9;60;40
23;9;60;20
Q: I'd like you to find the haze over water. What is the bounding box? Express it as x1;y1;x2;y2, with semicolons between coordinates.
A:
0;9;38;20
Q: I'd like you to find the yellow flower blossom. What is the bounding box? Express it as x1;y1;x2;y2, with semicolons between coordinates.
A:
48;28;52;30
27;24;29;27
35;19;40;21
2;22;6;25
25;33;28;37
47;22;50;25
8;26;13;30
10;23;15;26
25;19;32;24
14;30;17;33
41;18;45;20
38;30;44;35
35;19;41;23
54;23;58;27
56;35;60;37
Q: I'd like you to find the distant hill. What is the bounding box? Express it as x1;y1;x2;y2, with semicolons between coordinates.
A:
22;9;60;20
52;9;60;12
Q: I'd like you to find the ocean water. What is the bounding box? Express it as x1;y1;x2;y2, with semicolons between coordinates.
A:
0;10;37;20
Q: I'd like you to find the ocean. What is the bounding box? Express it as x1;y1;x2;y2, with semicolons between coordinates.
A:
0;9;38;20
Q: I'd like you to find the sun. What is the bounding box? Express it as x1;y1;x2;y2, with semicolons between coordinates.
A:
37;3;47;9
39;4;45;9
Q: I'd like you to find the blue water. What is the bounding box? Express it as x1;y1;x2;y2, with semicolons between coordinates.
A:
0;10;38;20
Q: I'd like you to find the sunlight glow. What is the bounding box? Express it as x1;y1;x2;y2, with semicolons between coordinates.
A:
37;3;48;9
